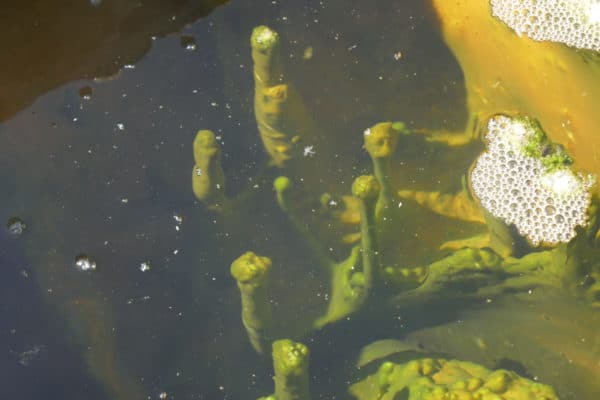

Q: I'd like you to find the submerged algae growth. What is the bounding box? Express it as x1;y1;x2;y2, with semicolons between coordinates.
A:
190;18;600;399
351;357;559;400
257;340;311;400
192;130;226;210
250;26;315;168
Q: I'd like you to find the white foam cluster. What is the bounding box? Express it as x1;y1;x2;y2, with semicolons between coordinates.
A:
490;0;600;51
470;115;595;246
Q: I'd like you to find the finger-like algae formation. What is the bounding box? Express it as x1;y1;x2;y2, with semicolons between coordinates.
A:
192;129;225;209
230;251;274;354
251;26;315;168
258;339;311;400
363;122;404;220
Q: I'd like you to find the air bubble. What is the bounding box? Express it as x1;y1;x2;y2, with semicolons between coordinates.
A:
75;255;96;271
6;217;26;237
180;35;197;51
79;86;93;100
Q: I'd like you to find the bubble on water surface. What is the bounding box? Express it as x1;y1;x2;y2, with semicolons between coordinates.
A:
180;35;197;51
139;262;151;272
75;254;96;271
6;217;26;237
79;86;93;100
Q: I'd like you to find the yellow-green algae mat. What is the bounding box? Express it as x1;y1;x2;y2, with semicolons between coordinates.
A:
350;357;558;400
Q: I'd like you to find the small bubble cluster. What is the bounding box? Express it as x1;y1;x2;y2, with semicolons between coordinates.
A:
75;254;97;271
180;35;197;51
490;0;600;51
470;115;595;246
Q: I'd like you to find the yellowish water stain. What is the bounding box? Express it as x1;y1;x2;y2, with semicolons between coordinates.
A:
431;0;600;182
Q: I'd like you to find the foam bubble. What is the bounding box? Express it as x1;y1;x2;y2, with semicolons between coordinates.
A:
491;0;600;51
470;115;595;246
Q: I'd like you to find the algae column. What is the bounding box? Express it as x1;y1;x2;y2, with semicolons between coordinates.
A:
250;26;314;168
192;129;225;209
230;252;273;354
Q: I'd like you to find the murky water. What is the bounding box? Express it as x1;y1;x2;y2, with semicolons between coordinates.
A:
1;1;599;399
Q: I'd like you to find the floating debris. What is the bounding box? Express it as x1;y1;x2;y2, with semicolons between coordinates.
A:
139;262;151;272
74;254;97;271
173;214;183;231
6;217;26;237
303;145;316;157
79;86;93;100
18;345;43;366
180;35;197;51
302;46;314;60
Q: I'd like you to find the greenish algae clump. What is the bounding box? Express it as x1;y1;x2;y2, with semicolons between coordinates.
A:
192;129;225;209
268;339;311;400
350;357;559;400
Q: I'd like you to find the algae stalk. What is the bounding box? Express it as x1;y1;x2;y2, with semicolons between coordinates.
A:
251;25;283;87
272;339;311;400
363;122;403;221
230;251;273;354
352;175;382;291
272;174;387;328
251;25;314;167
192;129;225;210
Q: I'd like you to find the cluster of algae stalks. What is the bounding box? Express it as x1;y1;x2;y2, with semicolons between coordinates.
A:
184;9;600;395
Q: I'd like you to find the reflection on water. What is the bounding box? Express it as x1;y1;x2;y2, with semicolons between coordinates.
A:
0;1;598;399
0;0;227;122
